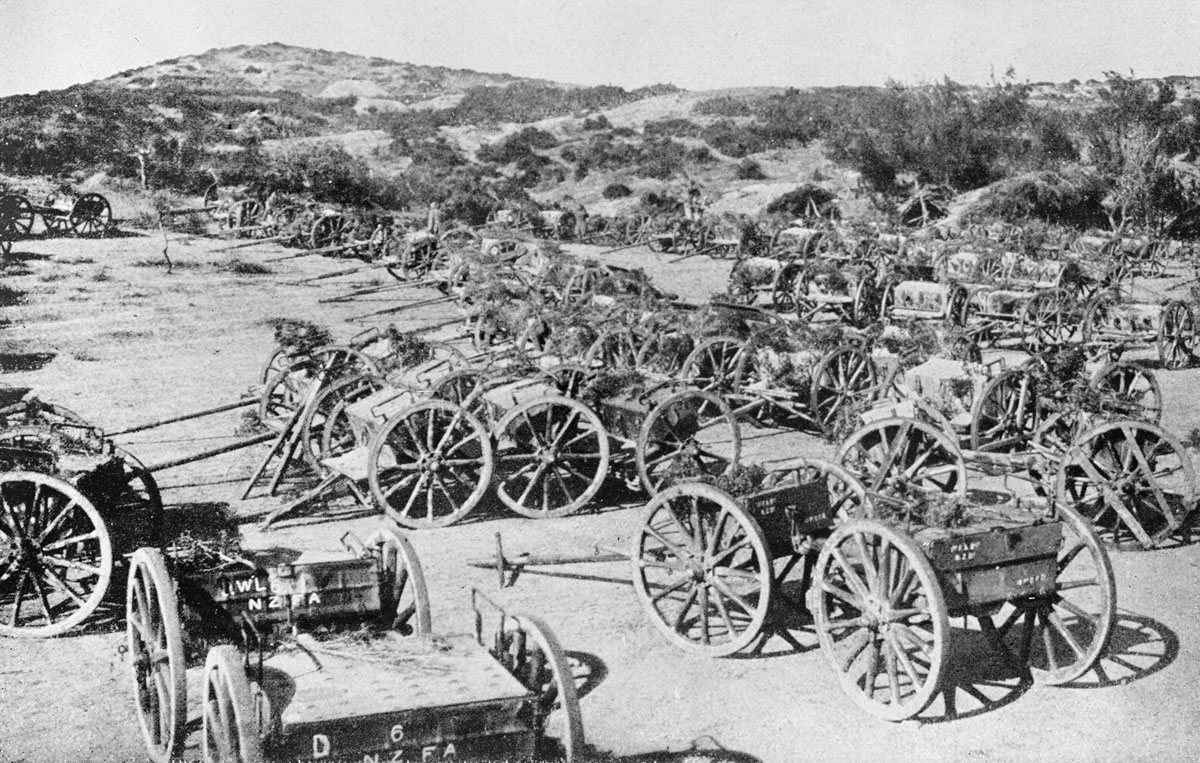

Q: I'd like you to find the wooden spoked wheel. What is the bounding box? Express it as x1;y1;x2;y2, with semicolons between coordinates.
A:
809;345;877;436
983;504;1116;685
1055;420;1197;549
309;374;386;466
400;341;468;389
810;519;949;721
623;215;651;246
769;457;869;522
637;390;742;494
770;263;801;312
583;328;638;370
224;199;263;234
634;332;695;376
631;483;773;656
1156;300;1196;369
730;347;798;424
364;527;432;636
309;213;345;249
1020;290;1073;352
69;193;112;237
542;363;592;400
0;472;113;637
126;548;187;763
681;336;744;398
492;614;585;762
494;396;611;518
429;368;494;425
836;417;966;498
1090;361;1162;423
200;645;265;763
851;276;881;326
969;369;1044;453
256;346;291;386
368;401;494;529
0;194;34;239
559;266;604;307
1079;292;1119;349
257;346;379;431
439;226;479;249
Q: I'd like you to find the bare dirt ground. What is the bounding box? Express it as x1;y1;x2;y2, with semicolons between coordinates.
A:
1;227;1199;763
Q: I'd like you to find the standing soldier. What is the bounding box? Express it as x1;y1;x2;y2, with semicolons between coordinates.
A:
562;195;588;241
426;201;443;237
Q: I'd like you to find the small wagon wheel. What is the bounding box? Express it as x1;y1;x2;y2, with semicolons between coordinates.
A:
200;645;266;763
1055;420;1197;549
542;363;593;399
112;445;165;534
810;345;878;436
811;518;949;721
725;262;757;306
850;275;881;326
631;483;773;656
969;368;1044;453
308;374;386;466
126;548;187;763
224;198;263;234
256;346;291;385
982;503;1116;685
0;471;113;637
976;254;1003;282
258;347;379;431
471;311;511;352
558;265;605;306
637;390;742;494
69;193;113;237
439;225;480;249
635;332;695;377
1019;290;1074;352
877;277;899;323
835;417;966;498
1156;300;1196;370
494;396;610;518
1090;361;1162;423
0;194;35;239
583;328;638;370
680;336;745;398
267;204;301;240
492;614;585;762
368;401;494;529
309;212;345;249
770;262;802;312
768;456;869;522
364;527;432;636
1080;292;1122;361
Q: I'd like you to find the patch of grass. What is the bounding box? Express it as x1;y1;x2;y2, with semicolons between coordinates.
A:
71;350;100;362
56;256;95;265
38;272;66;282
105;329;150;340
133;258;201;269
92;269;111;282
222;259;273;275
1;263;33;276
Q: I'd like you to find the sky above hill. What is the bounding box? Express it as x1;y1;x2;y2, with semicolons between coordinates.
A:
2;0;1199;96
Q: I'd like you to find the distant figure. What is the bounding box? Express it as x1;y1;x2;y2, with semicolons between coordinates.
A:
426;201;442;237
684;186;708;223
562;195;588;240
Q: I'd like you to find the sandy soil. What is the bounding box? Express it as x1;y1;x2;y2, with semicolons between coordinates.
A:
1;227;1199;763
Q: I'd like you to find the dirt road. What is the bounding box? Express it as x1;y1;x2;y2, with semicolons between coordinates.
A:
1;230;1198;763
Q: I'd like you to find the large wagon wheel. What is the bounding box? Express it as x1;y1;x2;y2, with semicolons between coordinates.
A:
637;390;741;494
983;504;1116;685
622;215;652;246
835;417;966;498
969;368;1044;453
1055;420;1196;549
68;193;113;237
126;548;187;763
0;193;34;240
1090;361;1162;423
200;645;265;763
428;368;495;425
810;345;878;436
494;396;610;518
367;401;494;529
1156;300;1196;369
635;332;695;377
0;471;113;637
765;457;869;525
224;198;263;235
492;614;585;762
1019;290;1074;352
364;527;432;636
631;483;773;656
309;212;345;249
583;328;638;370
681;336;745;398
810;518;949;721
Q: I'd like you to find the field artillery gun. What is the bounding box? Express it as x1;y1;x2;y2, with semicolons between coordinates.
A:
124;526;584;763
0;191;114;253
1080;290;1200;369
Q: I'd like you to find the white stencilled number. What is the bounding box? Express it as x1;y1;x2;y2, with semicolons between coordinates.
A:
390;723;405;744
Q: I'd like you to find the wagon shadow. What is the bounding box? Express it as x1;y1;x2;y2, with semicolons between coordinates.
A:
601;738;762;763
914;625;1032;723
0;352;56;373
1;250;52;262
1055;610;1178;689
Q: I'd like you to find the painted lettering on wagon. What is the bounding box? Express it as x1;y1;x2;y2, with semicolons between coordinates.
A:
224;575;323;610
309;729;457;761
947;540;980;562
